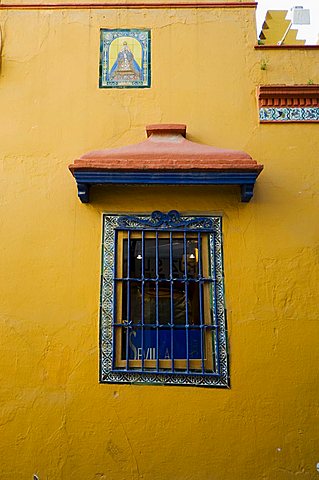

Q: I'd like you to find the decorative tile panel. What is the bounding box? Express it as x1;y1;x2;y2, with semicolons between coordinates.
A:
99;29;151;88
258;85;319;122
260;107;319;122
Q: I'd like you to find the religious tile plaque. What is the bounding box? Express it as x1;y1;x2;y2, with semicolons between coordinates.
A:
100;29;151;88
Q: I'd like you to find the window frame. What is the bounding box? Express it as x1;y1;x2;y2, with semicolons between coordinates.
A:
100;210;229;388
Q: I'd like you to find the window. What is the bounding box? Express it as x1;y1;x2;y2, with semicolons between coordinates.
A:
100;210;229;387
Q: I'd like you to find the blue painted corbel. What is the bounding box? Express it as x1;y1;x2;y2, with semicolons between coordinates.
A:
77;183;90;203
240;184;255;202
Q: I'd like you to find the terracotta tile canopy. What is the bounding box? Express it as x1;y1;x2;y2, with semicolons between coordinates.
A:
69;124;263;202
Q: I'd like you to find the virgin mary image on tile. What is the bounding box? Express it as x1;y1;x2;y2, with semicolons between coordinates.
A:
100;29;151;88
110;41;141;81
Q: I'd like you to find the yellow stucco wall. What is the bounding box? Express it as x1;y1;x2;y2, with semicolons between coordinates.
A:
0;4;319;479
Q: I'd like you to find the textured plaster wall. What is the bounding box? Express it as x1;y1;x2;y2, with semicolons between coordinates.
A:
0;5;318;480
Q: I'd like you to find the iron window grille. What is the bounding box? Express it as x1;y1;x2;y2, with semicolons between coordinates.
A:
100;210;229;387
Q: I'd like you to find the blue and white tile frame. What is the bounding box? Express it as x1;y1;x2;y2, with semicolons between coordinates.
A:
100;29;151;88
99;211;230;388
260;107;319;122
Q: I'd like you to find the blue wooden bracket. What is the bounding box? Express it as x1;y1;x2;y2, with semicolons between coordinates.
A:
73;171;260;203
77;183;90;203
240;184;255;202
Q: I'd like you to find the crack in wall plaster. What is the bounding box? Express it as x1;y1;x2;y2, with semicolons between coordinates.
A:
112;406;141;480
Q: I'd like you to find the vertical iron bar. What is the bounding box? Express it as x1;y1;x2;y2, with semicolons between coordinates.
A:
155;231;159;372
197;232;205;374
141;231;145;371
184;231;190;373
169;231;174;372
125;230;131;371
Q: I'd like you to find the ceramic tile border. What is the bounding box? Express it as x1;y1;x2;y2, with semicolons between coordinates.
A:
100;211;229;388
260;107;319;122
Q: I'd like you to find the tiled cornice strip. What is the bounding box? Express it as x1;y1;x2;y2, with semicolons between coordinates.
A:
260;108;319;122
258;85;319;122
0;1;257;9
259;85;319;108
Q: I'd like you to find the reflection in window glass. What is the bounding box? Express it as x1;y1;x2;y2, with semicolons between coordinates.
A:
122;237;205;327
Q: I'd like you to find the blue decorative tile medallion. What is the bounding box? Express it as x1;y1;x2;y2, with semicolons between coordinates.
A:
100;29;151;88
260;107;319;122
